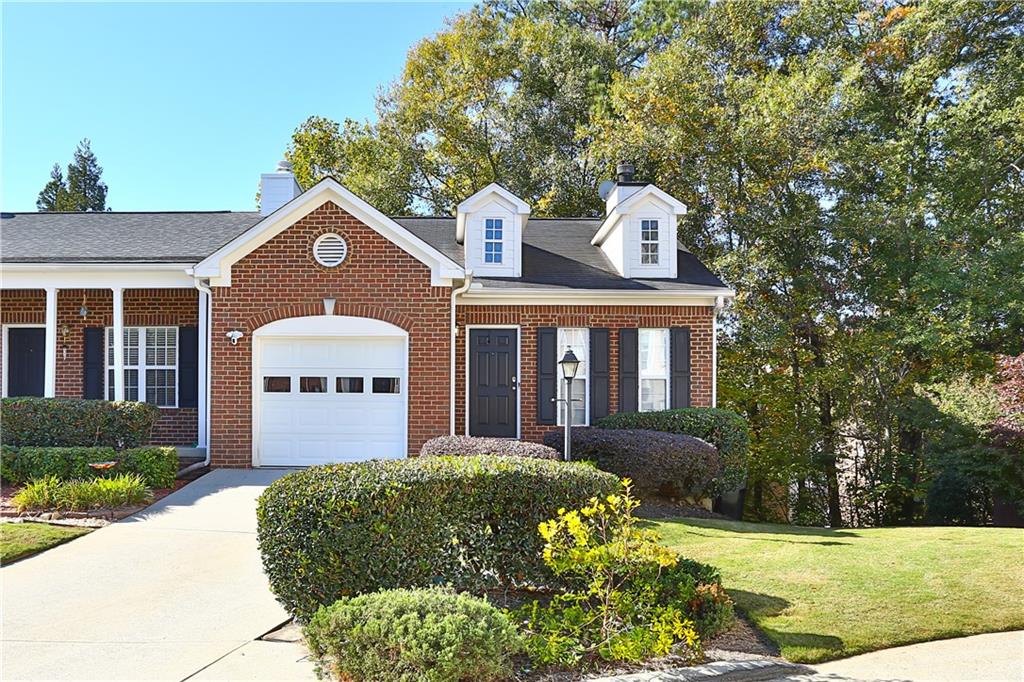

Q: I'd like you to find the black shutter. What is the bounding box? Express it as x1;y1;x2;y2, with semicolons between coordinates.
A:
670;327;691;409
178;326;199;409
618;329;638;413
83;328;105;399
589;328;610;422
536;327;558;424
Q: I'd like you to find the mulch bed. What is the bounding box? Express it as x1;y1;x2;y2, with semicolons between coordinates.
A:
0;478;193;526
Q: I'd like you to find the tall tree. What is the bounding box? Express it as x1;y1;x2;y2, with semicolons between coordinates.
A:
36;139;109;211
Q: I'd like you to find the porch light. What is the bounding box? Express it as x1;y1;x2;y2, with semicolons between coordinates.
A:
226;330;244;345
559;348;580;462
79;293;89;318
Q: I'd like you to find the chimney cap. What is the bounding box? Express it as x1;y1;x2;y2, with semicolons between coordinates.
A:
276;159;294;173
616;161;636;183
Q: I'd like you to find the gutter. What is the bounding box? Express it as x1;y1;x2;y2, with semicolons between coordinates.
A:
179;277;213;477
450;271;474;435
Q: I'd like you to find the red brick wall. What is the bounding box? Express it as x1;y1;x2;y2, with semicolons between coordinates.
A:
208;200;453;467
1;288;199;445
455;305;714;443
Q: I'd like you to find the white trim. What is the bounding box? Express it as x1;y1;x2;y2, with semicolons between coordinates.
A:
194;178;463;287
250;315;410;467
458;286;734;307
464;325;521;439
1;267;195;290
43;288;57;397
456;183;531;244
112;287;124;401
197;288;209;448
2;324;45;398
2;262;195;271
592;185;687;247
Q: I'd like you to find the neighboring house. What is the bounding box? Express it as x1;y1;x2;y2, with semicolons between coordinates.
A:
0;163;733;467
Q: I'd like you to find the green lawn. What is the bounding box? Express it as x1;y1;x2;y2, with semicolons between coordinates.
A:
652;518;1024;663
0;523;91;564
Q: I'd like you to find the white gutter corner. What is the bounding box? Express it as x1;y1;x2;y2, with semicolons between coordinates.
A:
450;271;474;435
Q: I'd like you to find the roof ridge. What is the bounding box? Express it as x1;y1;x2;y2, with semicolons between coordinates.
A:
1;210;255;216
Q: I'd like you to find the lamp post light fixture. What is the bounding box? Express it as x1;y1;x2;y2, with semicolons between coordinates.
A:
559;348;581;461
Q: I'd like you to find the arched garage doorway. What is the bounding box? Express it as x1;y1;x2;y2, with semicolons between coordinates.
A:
251;315;408;466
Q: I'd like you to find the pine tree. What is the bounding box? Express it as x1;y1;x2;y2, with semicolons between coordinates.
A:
36;139;109;211
36;163;69;211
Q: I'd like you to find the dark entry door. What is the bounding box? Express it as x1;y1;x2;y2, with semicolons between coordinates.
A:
7;328;45;397
469;329;518;437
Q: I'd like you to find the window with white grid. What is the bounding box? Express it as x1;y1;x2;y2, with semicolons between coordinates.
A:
556;328;588;426
639;328;669;412
106;326;177;407
484;218;504;263
640;219;660;265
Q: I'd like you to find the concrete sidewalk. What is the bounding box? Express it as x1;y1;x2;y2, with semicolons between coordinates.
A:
1;469;315;681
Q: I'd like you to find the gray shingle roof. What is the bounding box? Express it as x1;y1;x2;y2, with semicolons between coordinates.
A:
0;211;727;291
0;211;262;263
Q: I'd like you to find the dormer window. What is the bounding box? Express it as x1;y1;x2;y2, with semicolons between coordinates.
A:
484;218;504;263
640;219;659;265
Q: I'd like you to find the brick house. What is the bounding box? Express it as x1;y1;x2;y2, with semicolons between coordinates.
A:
0;163;733;467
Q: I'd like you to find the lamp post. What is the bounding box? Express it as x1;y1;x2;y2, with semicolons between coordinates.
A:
559;348;581;461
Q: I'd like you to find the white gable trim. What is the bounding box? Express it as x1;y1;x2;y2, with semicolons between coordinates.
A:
193;178;464;286
456;183;530;244
591;185;687;246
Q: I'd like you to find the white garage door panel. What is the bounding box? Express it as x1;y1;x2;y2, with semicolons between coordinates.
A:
256;335;407;466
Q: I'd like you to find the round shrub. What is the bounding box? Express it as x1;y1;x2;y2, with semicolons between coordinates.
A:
304;587;520;682
420;435;558;459
543;427;722;500
257;455;618;619
595;408;749;489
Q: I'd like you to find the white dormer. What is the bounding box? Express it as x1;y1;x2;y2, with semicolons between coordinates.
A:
456;183;531;277
592;184;687;279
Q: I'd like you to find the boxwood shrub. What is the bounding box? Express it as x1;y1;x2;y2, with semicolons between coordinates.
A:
543;427;721;500
256;455;619;619
419;435;558;459
595;408;750;489
1;398;159;448
1;445;178;488
304;588;520;682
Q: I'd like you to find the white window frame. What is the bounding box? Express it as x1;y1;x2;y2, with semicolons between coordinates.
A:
483;217;504;264
105;326;179;408
640;218;660;265
556;328;589;426
638;328;670;412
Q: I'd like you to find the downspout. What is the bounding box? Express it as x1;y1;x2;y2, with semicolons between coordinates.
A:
712;295;724;408
450;272;474;435
179;277;213;476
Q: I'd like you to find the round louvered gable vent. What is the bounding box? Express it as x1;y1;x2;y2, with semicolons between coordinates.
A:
313;233;348;267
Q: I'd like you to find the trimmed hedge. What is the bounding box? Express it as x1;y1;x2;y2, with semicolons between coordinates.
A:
595;408;749;489
543;427;721;500
1;398;159;448
1;445;178;488
419;435;558;460
257;455;619;619
304;588;520;682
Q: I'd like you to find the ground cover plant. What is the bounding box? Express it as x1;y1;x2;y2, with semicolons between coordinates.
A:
0;522;91;563
12;474;150;512
652;517;1024;663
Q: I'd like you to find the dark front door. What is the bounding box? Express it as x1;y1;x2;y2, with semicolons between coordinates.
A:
7;327;45;397
469;329;518;437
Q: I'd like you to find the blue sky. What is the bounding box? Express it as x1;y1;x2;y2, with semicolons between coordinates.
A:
1;2;470;212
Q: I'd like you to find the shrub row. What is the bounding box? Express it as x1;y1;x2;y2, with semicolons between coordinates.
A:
1;445;178;488
543;427;722;500
257;455;619;620
1;398;159;449
420;435;558;459
595;408;750;489
13;474;151;512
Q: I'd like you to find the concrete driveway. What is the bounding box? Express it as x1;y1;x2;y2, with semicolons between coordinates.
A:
1;469;315;681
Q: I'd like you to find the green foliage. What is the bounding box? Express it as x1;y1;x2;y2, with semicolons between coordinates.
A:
13;474;150;512
0;398;159;449
304;587;520;682
1;445;177;488
595;408;749;491
256;455;618;620
516;483;708;668
36;139;108;211
420;435;559;459
543;427;722;499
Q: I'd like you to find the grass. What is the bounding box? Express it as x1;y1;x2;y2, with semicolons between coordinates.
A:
0;522;91;563
651;517;1024;663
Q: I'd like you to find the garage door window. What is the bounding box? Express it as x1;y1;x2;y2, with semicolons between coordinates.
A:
299;376;327;393
336;377;364;393
263;376;291;392
372;377;400;394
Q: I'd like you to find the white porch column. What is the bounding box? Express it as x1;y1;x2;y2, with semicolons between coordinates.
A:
43;287;57;397
196;288;209;448
112;287;125;401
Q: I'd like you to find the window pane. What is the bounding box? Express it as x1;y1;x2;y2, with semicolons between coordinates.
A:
263;376;291;392
557;328;589;426
107;369;114;400
336;377;364;393
641;379;667;412
639;329;668;375
125;328;139;366
372;377;400;394
299;377;327;393
146;327;177;366
125;369;140;402
145;369;173;406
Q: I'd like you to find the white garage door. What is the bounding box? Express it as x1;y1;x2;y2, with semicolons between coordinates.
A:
256;336;407;466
